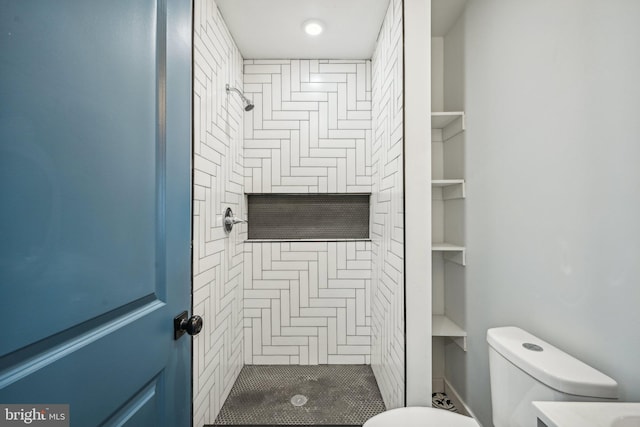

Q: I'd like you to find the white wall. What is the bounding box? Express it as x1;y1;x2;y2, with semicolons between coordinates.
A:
404;0;433;407
371;0;406;409
457;1;640;425
192;0;245;424
241;60;374;365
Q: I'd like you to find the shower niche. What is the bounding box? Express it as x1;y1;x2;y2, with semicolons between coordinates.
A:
430;0;468;407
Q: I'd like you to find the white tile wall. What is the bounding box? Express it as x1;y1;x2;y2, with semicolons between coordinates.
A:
243;60;372;194
243;241;372;364
370;0;405;409
242;59;375;365
193;0;245;424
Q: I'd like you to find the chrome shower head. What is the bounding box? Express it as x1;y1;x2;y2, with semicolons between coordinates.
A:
226;84;254;111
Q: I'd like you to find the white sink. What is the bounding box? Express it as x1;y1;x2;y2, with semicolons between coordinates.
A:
533;402;640;427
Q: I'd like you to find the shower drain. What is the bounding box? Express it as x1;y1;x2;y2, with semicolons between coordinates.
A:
290;394;308;407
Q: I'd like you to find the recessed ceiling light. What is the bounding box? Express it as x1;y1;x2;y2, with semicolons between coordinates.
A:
303;19;324;36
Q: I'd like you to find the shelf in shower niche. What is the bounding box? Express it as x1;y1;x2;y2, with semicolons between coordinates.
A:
432;243;466;266
432;179;465;200
431;111;465;141
432;315;467;351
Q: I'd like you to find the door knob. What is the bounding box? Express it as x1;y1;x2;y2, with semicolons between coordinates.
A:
174;311;203;340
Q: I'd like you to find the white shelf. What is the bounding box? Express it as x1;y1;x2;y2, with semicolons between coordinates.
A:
431;112;464;128
431;111;465;140
432;243;466;266
432;179;464;187
432;315;467;351
432;179;465;199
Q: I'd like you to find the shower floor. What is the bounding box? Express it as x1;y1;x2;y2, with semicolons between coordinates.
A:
210;365;386;426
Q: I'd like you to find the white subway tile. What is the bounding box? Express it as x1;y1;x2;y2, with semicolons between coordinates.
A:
290;129;300;167
301;82;338;92
280;326;318;336
281;63;291;101
347;73;357;111
290;280;300;317
328;279;366;289
329;129;366;139
338;120;372;130
262;308;271;345
262;120;300;130
272;336;308;346
318;63;357;73
290;317;328;327
244;289;279;299
346;299;356;336
280;289;290;327
271;298;281;337
309;336;319;365
300;60;310;83
328;318;337;354
308;298;347;308
299;345;309;365
291;92;328;102
262;83;272;120
272;73;281;111
253;280;291;289
252;318;262;354
347;335;370;345
272;110;309;120
290;60;300;92
326;354;364;363
337;308;347;345
281;101;319;111
244;74;271;84
262;270;299;280
310;73;347;83
252;355;290;365
262;345;299;355
299;120;310;158
253;129;291;139
337;345;370;355
244;64;281;74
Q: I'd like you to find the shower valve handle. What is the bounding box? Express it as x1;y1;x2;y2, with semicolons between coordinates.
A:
223;207;247;233
227;216;247;225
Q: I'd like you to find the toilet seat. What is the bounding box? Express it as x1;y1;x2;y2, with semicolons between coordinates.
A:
364;407;479;427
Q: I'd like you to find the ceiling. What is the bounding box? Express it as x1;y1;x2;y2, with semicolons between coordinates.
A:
216;0;391;59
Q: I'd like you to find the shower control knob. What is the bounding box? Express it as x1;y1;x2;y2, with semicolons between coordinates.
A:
174;311;203;339
223;207;248;233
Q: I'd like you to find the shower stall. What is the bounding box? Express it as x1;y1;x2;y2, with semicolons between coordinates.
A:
191;0;406;425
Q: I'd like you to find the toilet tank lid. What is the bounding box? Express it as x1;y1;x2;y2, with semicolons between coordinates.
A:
486;327;618;399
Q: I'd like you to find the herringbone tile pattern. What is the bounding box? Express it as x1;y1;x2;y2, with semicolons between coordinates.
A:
243;59;372;194
243;241;372;365
193;1;245;424
370;0;405;409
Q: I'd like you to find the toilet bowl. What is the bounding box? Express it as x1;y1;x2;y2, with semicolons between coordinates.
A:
363;407;479;427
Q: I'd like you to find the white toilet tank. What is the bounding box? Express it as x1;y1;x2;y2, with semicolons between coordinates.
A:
487;327;618;427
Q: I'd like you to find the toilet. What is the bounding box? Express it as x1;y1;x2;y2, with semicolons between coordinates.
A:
364;326;618;427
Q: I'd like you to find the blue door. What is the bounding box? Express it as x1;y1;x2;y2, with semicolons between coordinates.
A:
0;1;193;426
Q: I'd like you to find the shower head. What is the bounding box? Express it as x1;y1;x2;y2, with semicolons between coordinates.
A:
226;84;254;111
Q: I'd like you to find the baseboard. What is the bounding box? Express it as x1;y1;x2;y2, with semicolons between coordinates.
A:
444;378;478;421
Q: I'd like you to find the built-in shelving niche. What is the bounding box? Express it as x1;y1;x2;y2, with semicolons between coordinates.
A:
431;111;466;349
431;0;469;405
